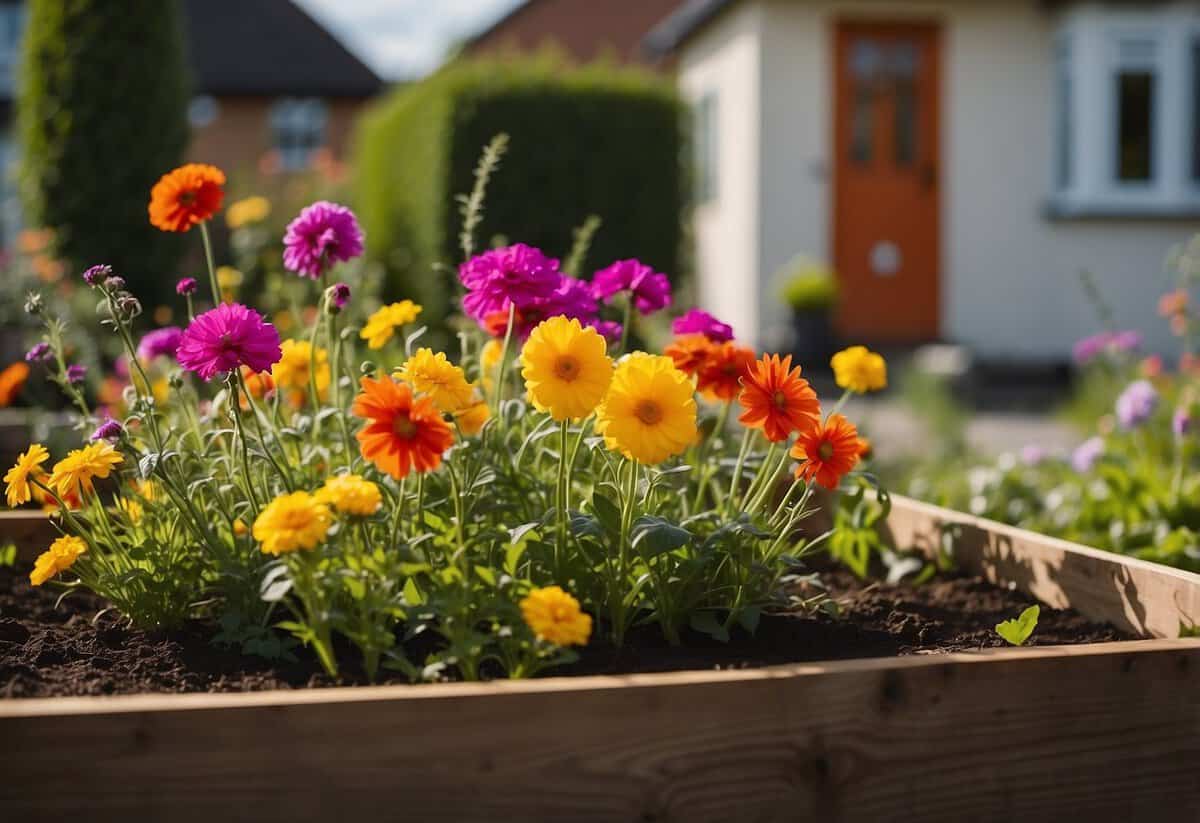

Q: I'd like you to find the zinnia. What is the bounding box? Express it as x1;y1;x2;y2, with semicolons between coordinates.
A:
671;309;733;342
316;474;383;517
396;348;474;412
5;443;49;507
831;346;888;393
282;200;365;278
271;339;331;405
30;535;87;586
738;354;821;442
252;491;332;556
177;303;282;381
148;164;226;232
790;414;861;490
595;353;698;464
360;301;422;350
520;586;593;646
520;316;613;421
48;441;123;499
459;244;563;321
697;341;756;401
136;326;183;362
591;259;672;315
352;376;454;479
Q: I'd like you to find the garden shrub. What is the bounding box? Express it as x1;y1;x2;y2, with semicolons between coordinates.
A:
354;54;688;326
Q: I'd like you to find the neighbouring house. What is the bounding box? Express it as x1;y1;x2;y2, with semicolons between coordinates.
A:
647;0;1200;362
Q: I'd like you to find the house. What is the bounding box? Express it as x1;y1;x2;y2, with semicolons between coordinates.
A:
647;0;1200;362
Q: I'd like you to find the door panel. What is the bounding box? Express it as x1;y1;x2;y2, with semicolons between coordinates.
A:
833;21;941;341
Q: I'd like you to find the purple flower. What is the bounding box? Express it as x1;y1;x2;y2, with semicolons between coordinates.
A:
329;282;351;310
103;275;126;291
136;326;183;362
1115;379;1159;429
1072;436;1105;473
25;342;51;363
89;417;123;442
1173;408;1191;438
591;259;672;315
65;364;87;384
175;277;198;296
176;303;282;381
1111;330;1143;353
282;201;365;278
589;319;623;343
82;264;112;286
114;355;130;380
1073;330;1143;365
1020;445;1047;466
672;309;733;342
460;244;564;321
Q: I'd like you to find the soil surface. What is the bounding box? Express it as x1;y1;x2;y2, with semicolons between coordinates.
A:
0;562;1129;698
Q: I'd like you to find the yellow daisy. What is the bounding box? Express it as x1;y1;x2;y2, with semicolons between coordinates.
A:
315;474;382;516
520;316;613;421
116;497;144;524
48;441;123;499
252;491;332;556
360;301;422;350
595;353;698;464
271;339;331;406
830;346;887;393
453;397;490;436
396;348;474;412
520;586;593;646
30;535;87;586
225;195;271;230
5;443;49;507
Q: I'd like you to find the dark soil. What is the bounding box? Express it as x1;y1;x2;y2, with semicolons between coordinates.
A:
0;562;1130;699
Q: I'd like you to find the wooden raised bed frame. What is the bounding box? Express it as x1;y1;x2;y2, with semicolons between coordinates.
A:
3;496;1200;821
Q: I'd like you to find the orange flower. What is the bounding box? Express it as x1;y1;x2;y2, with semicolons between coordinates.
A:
239;366;275;409
0;362;29;407
352;376;454;479
697;341;756;401
664;334;716;377
737;354;820;442
790;413;861;490
1159;289;1188;317
148;163;226;232
856;437;873;460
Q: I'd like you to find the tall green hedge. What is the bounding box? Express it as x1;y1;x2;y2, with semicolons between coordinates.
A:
354;55;688;321
18;0;189;305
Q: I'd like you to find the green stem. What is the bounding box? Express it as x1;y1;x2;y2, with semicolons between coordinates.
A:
725;427;753;517
199;222;220;307
491;302;518;420
612;458;639;647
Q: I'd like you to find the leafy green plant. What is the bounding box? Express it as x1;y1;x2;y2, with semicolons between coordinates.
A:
779;258;837;313
995;605;1040;646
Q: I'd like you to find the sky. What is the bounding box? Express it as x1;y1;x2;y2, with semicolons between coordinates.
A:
294;0;524;81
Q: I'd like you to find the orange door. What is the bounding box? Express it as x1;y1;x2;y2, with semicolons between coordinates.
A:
833;21;941;341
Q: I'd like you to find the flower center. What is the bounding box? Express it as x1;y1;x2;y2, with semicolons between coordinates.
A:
772;390;788;409
179;190;197;206
635;399;663;426
219;333;234;350
393;415;417;438
553;355;580;382
818;441;835;462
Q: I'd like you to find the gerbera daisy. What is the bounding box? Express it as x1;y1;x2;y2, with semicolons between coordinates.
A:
453;398;490;436
48;441;123;499
252;491;332;556
29;535;87;586
360;301;422;349
148;163;226;233
5;443;49;507
520;316;613;421
664;334;716;378
271;339;330;406
176;303;282;381
790;413;861;490
595;353;698;464
282;201;365;278
738;354;821;442
315;474;382;517
830;346;887;393
396;348;474;412
352;376;454;479
697;341;756;401
520;586;593;646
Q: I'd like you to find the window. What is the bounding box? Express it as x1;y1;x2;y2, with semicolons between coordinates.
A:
693;92;718;203
270;98;328;171
187;96;220;129
1052;7;1200;215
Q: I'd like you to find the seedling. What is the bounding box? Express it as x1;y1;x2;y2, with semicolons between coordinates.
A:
995;604;1040;646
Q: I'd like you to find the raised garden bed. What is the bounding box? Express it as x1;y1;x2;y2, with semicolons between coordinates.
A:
3;495;1199;821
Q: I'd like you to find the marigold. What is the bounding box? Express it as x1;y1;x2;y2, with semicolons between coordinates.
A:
117;497;144;524
0;362;29;407
520;586;593;646
253;491;332;556
520;316;613;421
48;441;123;499
697;341;756;401
30;535;87;586
738;354;821;442
5;444;49;507
360;301;422;350
271;339;330;406
225;195;271;230
148;163;226;232
453;398;490;436
595;353;698;464
316;474;382;516
664;333;716;378
352;376;454;479
831;346;887;393
790;413;861;490
397;348;474;412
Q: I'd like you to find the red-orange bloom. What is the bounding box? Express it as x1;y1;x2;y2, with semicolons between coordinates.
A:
148;164;226;232
352;376;453;479
239;366;275;410
737;354;820;442
697;341;756;401
856;436;873;460
790;413;861;490
0;362;29;407
664;334;716;377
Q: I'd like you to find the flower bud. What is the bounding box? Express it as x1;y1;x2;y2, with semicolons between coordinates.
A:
82;264;112;286
24;292;44;315
359;360;377;376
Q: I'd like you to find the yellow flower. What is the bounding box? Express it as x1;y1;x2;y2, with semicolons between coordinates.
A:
520;317;613;421
225;195;271;229
520;586;593;646
315;474;382;516
595;353;698;464
252;491;332;556
30;535;87;586
453;397;490;436
396;348;474;412
480;339;503;390
116;497;144;524
360;301;422;350
271;339;330;406
5;444;49;507
135;479;160;501
48;441;123;499
233;518;248;537
217;266;243;303
830;346;887;393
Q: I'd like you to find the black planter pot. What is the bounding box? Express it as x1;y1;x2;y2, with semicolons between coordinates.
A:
789;308;836;366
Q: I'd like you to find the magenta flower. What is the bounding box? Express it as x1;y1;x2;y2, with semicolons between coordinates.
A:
89;417;123;442
65;364;87;384
672;309;733;342
460;244;563;321
82;264;112;286
136;326;183;362
25;342;51;363
591;259;672;315
176;277;198;296
589;319;623;343
1072;436;1104;473
282;201;365;278
176;303;282;381
1115;379;1158;429
329;282;351;310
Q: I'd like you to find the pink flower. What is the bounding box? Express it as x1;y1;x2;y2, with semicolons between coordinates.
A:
175;277;198;296
459;244;563;321
591;259;671;315
282;201;365;278
136;326;183;362
177;303;282;381
672;309;733;342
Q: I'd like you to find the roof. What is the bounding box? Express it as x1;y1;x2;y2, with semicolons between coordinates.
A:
181;0;383;97
642;0;737;58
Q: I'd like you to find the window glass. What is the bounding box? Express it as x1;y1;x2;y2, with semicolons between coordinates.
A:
1115;69;1155;182
848;40;880;166
891;44;919;168
270;98;329;171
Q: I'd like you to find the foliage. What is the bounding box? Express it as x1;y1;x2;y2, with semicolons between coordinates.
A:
18;0;189;307
995;605;1039;646
779;257;837;313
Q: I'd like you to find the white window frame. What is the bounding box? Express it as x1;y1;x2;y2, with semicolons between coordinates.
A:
1051;3;1200;217
270;97;329;172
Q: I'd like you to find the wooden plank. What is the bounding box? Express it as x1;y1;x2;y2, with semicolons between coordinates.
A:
0;509;57;562
885;495;1200;639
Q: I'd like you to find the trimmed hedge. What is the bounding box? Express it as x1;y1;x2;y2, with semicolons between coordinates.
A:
354;55;688;321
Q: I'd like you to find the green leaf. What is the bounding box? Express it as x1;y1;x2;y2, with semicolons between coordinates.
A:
590;491;622;535
0;543;16;567
995;605;1040;646
474;565;497;586
689;610;730;643
631;516;692;557
402;577;425;606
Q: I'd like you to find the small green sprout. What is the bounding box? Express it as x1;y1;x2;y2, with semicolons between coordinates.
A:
995;605;1040;646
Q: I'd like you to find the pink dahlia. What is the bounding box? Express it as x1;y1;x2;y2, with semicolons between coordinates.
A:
591;259;671;315
672;309;733;342
177;303;282;381
282;201;365;278
136;326;184;362
459;244;563;321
